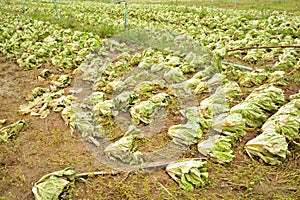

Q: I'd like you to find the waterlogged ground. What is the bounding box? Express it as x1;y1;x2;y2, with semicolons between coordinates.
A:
1;55;300;199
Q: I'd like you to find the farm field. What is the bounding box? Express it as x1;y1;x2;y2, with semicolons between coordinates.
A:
126;0;300;12
0;0;300;199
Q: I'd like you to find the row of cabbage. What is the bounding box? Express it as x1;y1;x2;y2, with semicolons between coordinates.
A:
4;1;300;70
2;1;298;191
245;91;300;165
0;11;101;69
17;34;220;189
17;34;299;190
198;85;285;163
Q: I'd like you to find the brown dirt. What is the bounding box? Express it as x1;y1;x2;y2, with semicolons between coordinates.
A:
1;56;300;199
280;81;300;101
0;58;104;199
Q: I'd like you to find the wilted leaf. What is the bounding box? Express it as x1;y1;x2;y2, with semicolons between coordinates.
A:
104;135;143;164
198;135;235;163
230;102;266;128
130;101;158;125
245;132;289;165
166;159;208;190
32;167;76;200
212;113;246;139
0;120;25;143
51;75;72;88
168;123;202;146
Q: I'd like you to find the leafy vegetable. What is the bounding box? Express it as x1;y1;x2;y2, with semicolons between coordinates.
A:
198;80;241;119
62;104;105;146
230;102;266;128
211;113;246;139
84;92;106;106
151;63;171;74
245;97;299;165
20;89;71;119
262;98;300;140
51;75;72;88
32;87;48;98
112;91;139;112
149;93;172;107
133;80;165;98
199;93;229;119
168;123;202;146
93;100;117;117
164;67;187;84
245;85;285;112
134;81;154;96
245;132;289;165
168;81;194;98
32;167;76;200
166;159;208;190
38;69;52;79
103;81;126;93
263;115;300;140
223;67;288;88
104;135;143;164
198;135;235;163
194;81;208;96
181;107;211;129
215;81;242;101
229;86;284;128
129;101;158;125
1;2;299;72
167;56;181;66
0;120;25;143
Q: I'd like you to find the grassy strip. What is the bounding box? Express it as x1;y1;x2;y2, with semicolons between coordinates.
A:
4;1;123;38
99;0;299;12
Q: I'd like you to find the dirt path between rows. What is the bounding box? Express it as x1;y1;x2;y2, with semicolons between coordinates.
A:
0;58;105;199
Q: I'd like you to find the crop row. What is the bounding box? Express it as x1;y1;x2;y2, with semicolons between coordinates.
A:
2;0;300;70
0;10;101;69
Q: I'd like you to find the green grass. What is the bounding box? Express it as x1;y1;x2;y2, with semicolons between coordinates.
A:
6;1;124;38
238;0;300;12
107;0;300;11
29;13;123;38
